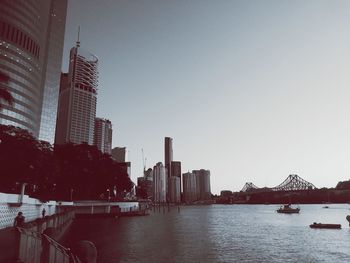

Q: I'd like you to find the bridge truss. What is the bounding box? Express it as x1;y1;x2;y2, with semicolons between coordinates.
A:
240;174;316;192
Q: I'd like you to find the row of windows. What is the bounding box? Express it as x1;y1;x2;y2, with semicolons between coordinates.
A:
0;20;40;59
0;40;41;71
74;83;97;94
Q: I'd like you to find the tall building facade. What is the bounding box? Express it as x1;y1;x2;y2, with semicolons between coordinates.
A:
94;117;112;154
193;169;211;201
164;137;173;177
169;161;181;203
169;176;181;203
183;172;197;203
55;43;98;145
111;147;126;162
0;0;67;141
153;162;167;203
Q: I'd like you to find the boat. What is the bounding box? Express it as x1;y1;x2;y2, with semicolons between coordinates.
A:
309;222;341;229
276;204;300;214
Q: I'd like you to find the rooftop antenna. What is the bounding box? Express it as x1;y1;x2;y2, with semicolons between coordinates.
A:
76;26;81;47
141;148;146;174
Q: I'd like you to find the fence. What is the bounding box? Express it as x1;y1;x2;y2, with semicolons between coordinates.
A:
17;227;80;263
0;192;56;230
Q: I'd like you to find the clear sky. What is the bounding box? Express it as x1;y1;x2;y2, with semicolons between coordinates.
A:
62;0;350;194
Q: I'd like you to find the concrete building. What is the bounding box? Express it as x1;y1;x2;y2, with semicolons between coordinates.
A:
153;162;167;203
182;172;197;203
164;137;173;177
111;147;131;188
169;161;181;203
94;118;112;154
111;147;127;162
55;42;98;145
169;176;181;203
193;169;211;201
137;168;153;200
0;0;67;142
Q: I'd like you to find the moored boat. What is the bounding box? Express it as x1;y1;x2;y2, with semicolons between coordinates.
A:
309;223;341;229
276;204;300;214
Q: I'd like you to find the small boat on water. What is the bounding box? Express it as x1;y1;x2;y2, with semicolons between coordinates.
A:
276;204;300;214
309;223;341;229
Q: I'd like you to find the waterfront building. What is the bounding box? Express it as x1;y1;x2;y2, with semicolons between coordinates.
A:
182;172;197;203
164;137;173;177
171;161;181;189
169;161;181;203
169;176;181;203
0;0;67;142
94;117;112;154
137;168;153;200
111;147;127;162
193;169;211;201
164;137;173;201
55;42;98;145
153;162;167;203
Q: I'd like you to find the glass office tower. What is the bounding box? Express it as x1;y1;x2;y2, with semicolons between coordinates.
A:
0;0;67;141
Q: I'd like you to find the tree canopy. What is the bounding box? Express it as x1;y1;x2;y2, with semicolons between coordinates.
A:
0;124;133;200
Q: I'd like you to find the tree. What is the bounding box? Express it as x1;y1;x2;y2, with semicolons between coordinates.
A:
0;71;14;110
0;125;55;194
54;143;133;200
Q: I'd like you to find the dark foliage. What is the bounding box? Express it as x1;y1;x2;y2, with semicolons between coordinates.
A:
0;124;133;200
0;71;14;109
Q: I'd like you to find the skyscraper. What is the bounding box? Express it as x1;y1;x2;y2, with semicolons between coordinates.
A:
94;118;112;154
183;172;197;203
153;162;167;203
169;161;181;202
193;169;211;201
55;42;98;145
0;0;67;141
164;137;173;177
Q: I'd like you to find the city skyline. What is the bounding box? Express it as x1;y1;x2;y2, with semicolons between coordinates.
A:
62;0;350;193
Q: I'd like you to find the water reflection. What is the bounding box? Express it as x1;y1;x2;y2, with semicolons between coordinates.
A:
64;204;350;263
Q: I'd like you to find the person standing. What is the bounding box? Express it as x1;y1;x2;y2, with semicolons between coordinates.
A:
13;212;25;227
42;208;46;218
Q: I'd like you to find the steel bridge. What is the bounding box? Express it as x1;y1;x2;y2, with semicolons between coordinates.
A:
240;174;316;192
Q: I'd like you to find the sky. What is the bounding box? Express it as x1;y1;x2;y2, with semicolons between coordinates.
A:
62;0;350;194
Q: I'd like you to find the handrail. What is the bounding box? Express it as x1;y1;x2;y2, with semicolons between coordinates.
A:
17;227;80;263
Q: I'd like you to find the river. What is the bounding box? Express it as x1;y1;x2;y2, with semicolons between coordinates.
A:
64;204;350;262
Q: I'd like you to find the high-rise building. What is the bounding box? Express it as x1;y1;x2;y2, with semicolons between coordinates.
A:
169;176;181;203
111;147;127;162
169;161;181;203
171;161;181;188
137;168;153;200
153;162;167;203
183;172;197;203
0;0;67;141
164;137;173;177
193;169;211;201
94;118;112;154
55;42;98;145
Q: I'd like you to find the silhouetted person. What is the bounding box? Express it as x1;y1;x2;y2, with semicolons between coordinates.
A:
13;212;25;227
42;208;46;218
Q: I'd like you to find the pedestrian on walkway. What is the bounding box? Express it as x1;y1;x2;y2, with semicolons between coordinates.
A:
13;212;25;227
42;208;46;218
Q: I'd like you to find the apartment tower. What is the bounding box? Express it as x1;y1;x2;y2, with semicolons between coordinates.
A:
55;41;98;145
94;118;112;154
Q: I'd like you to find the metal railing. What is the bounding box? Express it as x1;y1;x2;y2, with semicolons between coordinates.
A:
16;227;79;263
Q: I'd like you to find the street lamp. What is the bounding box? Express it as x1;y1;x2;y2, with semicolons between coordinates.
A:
107;189;110;201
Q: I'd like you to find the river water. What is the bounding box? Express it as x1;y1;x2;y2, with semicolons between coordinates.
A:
65;204;350;262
